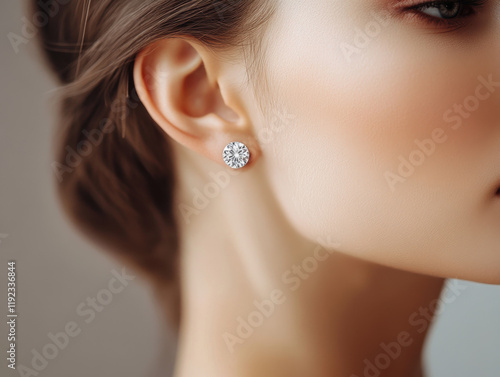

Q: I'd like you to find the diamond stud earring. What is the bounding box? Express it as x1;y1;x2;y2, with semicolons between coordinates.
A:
222;141;250;169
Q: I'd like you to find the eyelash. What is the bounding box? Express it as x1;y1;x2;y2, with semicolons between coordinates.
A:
402;0;487;28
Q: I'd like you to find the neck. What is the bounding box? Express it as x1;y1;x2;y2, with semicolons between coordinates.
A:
172;147;445;377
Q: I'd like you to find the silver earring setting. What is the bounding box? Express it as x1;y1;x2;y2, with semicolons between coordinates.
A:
223;141;250;169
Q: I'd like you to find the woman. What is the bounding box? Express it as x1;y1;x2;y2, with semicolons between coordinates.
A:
32;0;500;376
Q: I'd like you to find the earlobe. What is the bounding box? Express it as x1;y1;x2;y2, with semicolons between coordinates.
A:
132;37;260;169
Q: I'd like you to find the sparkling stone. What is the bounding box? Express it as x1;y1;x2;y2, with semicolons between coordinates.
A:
222;142;250;169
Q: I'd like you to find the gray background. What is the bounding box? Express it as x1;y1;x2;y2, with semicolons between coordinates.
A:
1;2;499;376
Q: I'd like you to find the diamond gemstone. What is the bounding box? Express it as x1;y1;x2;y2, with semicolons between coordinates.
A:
222;142;250;169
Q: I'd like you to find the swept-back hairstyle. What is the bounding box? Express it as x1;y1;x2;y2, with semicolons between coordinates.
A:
31;0;275;326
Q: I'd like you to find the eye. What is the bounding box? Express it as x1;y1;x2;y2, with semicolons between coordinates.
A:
400;0;487;28
418;2;463;19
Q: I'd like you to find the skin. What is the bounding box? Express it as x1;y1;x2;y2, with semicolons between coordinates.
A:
132;1;500;376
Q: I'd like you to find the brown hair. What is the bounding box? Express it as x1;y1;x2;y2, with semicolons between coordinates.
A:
31;0;275;327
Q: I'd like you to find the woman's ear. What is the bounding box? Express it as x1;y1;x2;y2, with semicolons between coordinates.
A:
133;37;261;168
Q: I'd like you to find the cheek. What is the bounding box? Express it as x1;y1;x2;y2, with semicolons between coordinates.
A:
261;9;500;278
